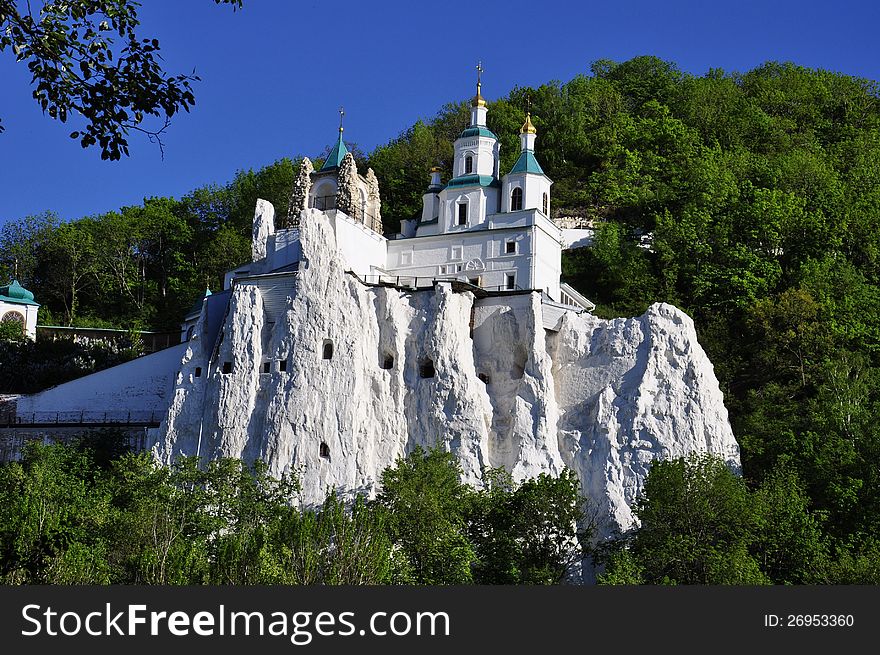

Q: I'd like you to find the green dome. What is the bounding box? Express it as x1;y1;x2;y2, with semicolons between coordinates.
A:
0;279;38;305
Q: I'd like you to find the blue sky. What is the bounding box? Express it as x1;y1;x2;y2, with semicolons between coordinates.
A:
1;0;878;227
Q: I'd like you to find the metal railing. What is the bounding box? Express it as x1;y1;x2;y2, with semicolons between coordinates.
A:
312;194;337;210
354;274;524;293
1;410;162;428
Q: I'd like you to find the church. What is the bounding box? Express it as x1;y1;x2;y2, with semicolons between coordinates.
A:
214;68;595;327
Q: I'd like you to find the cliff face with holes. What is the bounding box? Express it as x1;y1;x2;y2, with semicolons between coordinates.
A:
155;209;739;539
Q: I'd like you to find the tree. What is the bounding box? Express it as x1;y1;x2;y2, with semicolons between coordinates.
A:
377;446;476;584
0;0;242;159
599;455;767;585
469;468;588;584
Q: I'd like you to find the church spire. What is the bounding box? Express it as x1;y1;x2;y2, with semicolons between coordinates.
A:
472;61;487;108
320;106;350;171
470;61;488;127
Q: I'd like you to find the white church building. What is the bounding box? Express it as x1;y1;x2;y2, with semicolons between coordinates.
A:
218;72;594;323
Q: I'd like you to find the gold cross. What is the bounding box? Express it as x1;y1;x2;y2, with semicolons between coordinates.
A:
476;61;483;85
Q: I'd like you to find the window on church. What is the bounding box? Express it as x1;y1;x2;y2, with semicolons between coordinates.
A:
195;367;202;378
279;359;288;372
419;357;436;378
1;311;24;336
543;192;548;215
457;203;468;225
263;362;271;374
506;273;516;290
323;339;334;360
320;442;331;460
511;187;523;211
465;155;473;174
505;240;516;254
451;246;463;260
222;362;232;375
469;277;481;287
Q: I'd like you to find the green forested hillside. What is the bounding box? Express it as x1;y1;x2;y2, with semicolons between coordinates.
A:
3;56;880;582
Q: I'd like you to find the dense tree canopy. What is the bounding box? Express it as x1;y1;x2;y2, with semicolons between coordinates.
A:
3;56;880;581
0;441;586;585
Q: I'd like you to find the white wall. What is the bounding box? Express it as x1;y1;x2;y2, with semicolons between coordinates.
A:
438;186;500;234
502;173;550;215
330;210;387;280
0;300;38;340
454;135;499;178
386;228;534;291
533;225;562;301
15;343;187;416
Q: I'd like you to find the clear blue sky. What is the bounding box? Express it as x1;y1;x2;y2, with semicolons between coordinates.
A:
1;0;878;228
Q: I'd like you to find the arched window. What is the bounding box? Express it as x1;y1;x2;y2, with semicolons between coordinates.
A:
543;192;548;215
320;442;331;460
464;155;473;174
1;311;25;336
511;187;523;211
322;339;334;360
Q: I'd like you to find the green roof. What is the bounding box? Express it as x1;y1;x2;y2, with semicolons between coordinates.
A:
458;126;498;140
320;131;349;171
509;150;545;175
0;279;38;306
445;174;501;189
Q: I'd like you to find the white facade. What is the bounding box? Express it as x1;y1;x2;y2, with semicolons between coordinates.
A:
0;280;39;340
220;78;591;315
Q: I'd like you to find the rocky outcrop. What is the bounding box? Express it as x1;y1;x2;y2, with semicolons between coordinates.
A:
365;167;382;232
251;199;275;262
157;208;739;539
287;157;313;227
336;153;360;220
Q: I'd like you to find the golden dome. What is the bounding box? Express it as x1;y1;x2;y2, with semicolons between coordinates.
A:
521;112;537;134
472;83;487;107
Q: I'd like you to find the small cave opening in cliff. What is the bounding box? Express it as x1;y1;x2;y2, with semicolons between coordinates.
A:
478;372;490;384
381;352;394;370
419;357;436;378
323;339;334;360
320;442;331;460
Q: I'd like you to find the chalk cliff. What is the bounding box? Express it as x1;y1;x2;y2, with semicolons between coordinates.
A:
156;208;739;538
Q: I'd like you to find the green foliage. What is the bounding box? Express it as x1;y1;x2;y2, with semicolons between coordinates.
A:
377;446;476;584
0;0;242;158
376;447;588;585
0;441;587;585
598;455;829;585
468;468;588;584
0;335;136;394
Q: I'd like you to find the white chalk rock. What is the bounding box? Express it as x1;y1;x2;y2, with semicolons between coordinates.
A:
157;208;739;539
